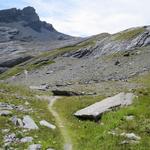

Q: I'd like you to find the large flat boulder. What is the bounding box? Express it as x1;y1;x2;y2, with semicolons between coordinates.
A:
74;93;135;120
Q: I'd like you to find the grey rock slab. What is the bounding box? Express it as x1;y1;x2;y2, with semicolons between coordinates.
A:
28;144;41;150
0;110;12;116
20;137;33;143
0;102;13;110
120;140;140;145
4;133;16;143
29;85;49;91
124;115;135;121
0;102;31;112
11;116;18;125
0;55;32;68
40;120;56;129
11;116;23;127
74;92;135;120
121;133;141;141
0;67;8;73
23;115;39;130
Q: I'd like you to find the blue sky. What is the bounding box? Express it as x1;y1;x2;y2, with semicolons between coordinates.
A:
0;0;150;37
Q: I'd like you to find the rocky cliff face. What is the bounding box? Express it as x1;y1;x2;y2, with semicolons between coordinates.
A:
0;6;68;40
0;7;55;32
0;6;82;73
0;7;39;22
65;26;150;58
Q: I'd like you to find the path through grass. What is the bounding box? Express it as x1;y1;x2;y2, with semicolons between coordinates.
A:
37;95;73;150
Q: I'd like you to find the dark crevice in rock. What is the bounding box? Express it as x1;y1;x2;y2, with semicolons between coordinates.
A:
52;90;84;96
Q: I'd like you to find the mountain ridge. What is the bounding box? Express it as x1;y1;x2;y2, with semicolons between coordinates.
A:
0;6;57;33
0;6;83;73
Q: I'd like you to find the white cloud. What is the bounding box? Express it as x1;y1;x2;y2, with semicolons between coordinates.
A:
22;0;150;36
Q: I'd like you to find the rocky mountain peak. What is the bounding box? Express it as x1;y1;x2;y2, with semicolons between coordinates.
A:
0;6;39;23
0;6;57;33
21;6;40;22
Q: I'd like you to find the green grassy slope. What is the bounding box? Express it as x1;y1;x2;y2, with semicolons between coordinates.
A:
54;92;150;150
113;27;145;41
52;72;150;150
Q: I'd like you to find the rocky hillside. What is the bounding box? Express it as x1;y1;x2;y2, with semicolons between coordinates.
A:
0;7;82;73
65;26;150;58
2;25;149;95
0;7;150;150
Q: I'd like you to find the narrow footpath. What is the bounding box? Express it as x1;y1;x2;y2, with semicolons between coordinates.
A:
36;95;73;150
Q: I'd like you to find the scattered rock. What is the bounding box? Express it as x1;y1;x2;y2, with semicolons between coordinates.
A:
20;137;33;143
29;85;49;91
2;129;10;134
25;101;30;105
108;131;117;136
52;90;84;96
123;52;130;57
114;60;120;66
124;115;135;121
0;67;8;73
40;120;56;129
15;105;28;112
46;71;54;74
22;129;28;133
15;95;28;100
0;102;13;110
11;116;23;127
121;133;141;141
86;92;97;95
11;116;19;125
0;102;31;112
120;140;140;145
74;92;135;120
4;133;17;143
23;115;39;130
28;144;41;150
120;140;130;145
63;46;93;58
0;55;32;68
0;110;12;116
